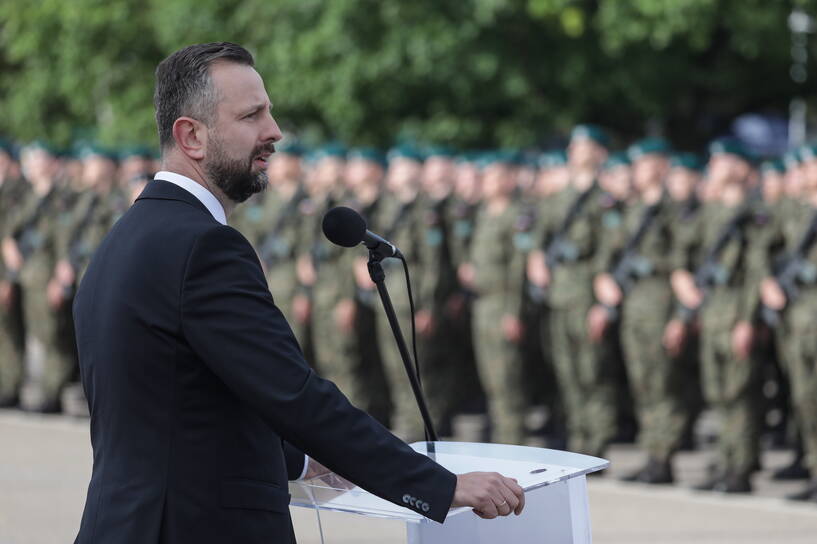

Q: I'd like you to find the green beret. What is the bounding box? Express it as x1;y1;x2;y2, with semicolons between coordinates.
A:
0;138;16;157
708;138;754;163
538;150;568;169
486;149;523;166
118;145;155;160
76;143;117;161
783;149;802;168
760;159;786;174
312;142;347;161
23;139;58;156
276;140;306;157
670;152;704;172
348;147;386;168
799;144;817;162
603;152;630;170
570;124;610;147
628;138;671;160
387;144;424;163
424;145;456;159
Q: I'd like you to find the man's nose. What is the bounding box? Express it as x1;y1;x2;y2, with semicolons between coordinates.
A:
263;114;283;143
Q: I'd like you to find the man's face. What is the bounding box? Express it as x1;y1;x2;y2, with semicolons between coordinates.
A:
632;155;668;194
666;168;698;202
204;62;282;203
568;138;606;170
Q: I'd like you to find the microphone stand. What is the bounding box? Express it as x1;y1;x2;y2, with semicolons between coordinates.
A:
365;247;439;445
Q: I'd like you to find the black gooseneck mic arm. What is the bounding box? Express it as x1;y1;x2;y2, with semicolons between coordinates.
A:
366;250;438;443
322;206;438;443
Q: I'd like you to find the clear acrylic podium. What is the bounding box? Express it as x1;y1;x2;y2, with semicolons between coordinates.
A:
290;441;609;543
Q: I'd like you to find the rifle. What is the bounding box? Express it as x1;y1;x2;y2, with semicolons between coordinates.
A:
544;183;597;269
257;185;307;269
759;209;817;327
603;201;662;320
61;194;102;298
6;188;56;282
677;204;754;321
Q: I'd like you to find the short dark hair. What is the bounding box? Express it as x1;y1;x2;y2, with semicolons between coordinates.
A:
154;42;254;150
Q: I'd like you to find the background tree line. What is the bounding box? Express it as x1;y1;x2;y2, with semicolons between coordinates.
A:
1;0;815;150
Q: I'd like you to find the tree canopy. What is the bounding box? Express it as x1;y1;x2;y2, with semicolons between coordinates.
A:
1;0;815;150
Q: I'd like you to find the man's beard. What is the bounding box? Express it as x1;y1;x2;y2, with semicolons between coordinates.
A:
204;135;271;203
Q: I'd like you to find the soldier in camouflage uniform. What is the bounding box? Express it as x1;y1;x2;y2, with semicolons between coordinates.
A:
761;145;817;501
528;125;617;458
459;152;527;445
301;146;391;425
0;140;27;406
371;145;425;440
53;145;129;415
596;139;695;483
2;142;76;412
674;139;763;493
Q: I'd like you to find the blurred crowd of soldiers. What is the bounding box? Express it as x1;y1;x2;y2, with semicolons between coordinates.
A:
2;123;817;502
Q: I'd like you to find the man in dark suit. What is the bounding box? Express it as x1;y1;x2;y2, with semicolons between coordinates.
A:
72;42;524;544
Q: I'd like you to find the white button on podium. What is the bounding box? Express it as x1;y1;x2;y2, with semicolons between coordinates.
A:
290;441;609;543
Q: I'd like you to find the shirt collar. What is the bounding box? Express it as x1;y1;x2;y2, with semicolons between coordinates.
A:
153;171;227;225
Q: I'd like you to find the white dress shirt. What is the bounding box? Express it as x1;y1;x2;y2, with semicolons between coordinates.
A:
152;170;310;481
153;171;227;225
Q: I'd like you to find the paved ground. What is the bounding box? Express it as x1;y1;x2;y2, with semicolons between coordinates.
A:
1;409;816;543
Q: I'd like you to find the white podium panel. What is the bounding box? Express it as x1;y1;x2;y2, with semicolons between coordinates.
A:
290;441;609;543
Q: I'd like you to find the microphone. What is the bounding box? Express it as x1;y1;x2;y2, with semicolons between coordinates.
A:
322;206;402;259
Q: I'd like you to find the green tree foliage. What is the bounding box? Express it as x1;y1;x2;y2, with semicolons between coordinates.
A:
0;0;815;149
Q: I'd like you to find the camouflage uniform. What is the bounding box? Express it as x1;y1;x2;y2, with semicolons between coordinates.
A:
0;175;28;405
469;201;527;444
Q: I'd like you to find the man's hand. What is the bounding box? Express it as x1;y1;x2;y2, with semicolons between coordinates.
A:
593;273;622;308
47;277;66;310
353;257;375;289
292;294;311;324
526;250;550;288
671;269;703;310
296;255;316;286
458;262;476;289
334;298;357;333
2;237;23;272
415;309;435;336
760;277;786;310
451;472;525;519
586;304;609;343
0;280;14;310
501;315;524;343
731;320;755;360
662;318;688;357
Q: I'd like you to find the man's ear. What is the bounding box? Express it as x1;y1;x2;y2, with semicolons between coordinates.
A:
172;117;207;161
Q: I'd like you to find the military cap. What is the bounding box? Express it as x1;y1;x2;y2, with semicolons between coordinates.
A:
0;138;16;157
783;149;802;168
628;138;671;160
603;151;631;170
23;139;58;156
760;159;785;174
423;145;456;159
312;142;347;161
276;139;306;157
484;149;522;166
798;143;817;162
708;137;754;163
570;124;610;147
348;147;386;168
670;152;704;172
537;150;568;169
387;144;425;162
76;142;117;161
119;145;155;160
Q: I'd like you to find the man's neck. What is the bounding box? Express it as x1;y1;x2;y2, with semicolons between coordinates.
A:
161;155;235;218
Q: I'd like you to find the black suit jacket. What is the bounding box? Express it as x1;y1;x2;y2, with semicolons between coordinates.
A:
73;180;456;544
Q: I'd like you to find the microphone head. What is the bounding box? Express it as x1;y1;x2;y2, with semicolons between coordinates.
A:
322;206;367;248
